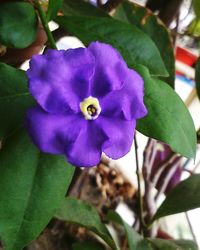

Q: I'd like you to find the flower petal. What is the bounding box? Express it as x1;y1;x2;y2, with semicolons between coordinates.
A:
26;106;84;154
100;68;147;120
27;48;95;114
96;116;136;159
88;42;128;97
66;121;108;167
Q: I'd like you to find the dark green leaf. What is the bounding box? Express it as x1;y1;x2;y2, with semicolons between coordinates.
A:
195;57;200;99
72;241;105;250
56;197;117;250
148;238;198;250
0;129;75;250
107;210;141;250
55;15;168;77
61;0;108;17
0;63;35;140
47;0;63;21
153;174;200;221
114;1;175;87
0;2;37;48
136;65;196;158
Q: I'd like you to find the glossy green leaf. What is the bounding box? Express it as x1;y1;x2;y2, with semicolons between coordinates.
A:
0;2;37;48
114;1;175;87
148;239;198;250
72;241;105;250
193;0;200;18
0;129;75;250
195;57;200;99
47;0;63;21
153;175;200;221
107;210;141;250
55;16;168;77
61;0;108;17
56;197;117;250
135;65;196;158
0;63;35;140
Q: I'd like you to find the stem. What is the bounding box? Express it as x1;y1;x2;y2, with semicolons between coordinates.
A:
134;134;146;235
34;0;57;49
185;212;198;245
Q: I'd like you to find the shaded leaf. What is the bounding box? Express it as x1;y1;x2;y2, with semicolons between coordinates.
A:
137;240;154;250
0;63;35;140
56;197;117;250
0;129;75;250
136;65;196;158
61;0;108;17
114;1;175;87
148;238;198;250
107;210;141;250
55;15;168;77
0;2;37;48
72;241;105;250
195;57;200;99
153;174;200;221
47;0;63;21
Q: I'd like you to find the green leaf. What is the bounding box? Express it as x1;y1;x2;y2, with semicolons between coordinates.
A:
148;239;198;250
56;197;118;250
55;15;168;77
153;174;200;221
193;0;200;18
195;57;200;99
135;65;196;158
72;241;105;250
114;1;175;87
137;240;154;250
107;210;141;250
0;2;38;48
61;0;108;17
0;63;35;140
47;0;63;21
0;129;75;250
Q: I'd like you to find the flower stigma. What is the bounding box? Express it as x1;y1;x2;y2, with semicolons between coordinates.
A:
80;96;101;120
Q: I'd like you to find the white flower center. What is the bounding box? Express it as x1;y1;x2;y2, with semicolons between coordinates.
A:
80;96;101;120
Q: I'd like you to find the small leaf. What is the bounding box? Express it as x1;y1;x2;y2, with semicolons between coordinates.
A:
0;63;35;140
0;129;75;250
47;0;63;21
56;197;118;250
136;65;196;158
114;1;175;87
148;238;198;250
153;174;200;221
107;210;141;250
72;241;105;250
55;15;168;77
61;0;108;17
0;2;37;48
195;57;200;99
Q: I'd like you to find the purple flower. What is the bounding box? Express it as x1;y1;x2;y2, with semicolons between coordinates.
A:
26;42;147;167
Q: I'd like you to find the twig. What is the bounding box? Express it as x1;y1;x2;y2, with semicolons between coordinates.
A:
134;134;146;235
34;0;57;49
185;212;198;245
